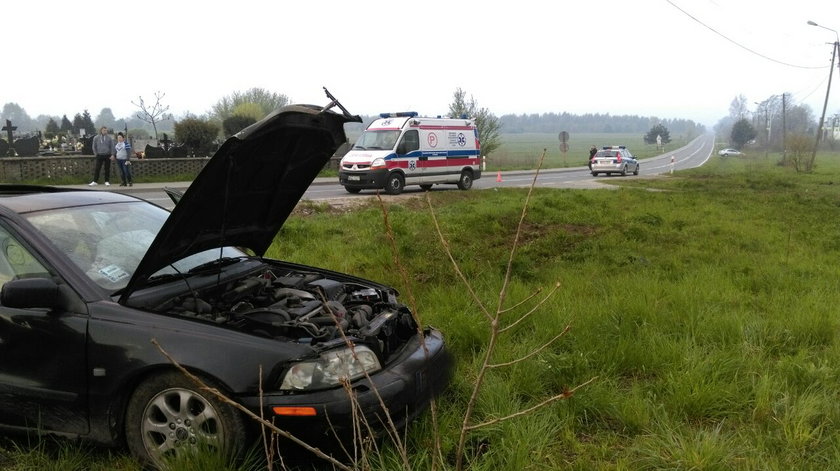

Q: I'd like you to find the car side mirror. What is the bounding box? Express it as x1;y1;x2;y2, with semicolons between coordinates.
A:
0;278;61;309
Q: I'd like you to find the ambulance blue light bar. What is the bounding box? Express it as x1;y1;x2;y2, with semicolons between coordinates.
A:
379;112;418;118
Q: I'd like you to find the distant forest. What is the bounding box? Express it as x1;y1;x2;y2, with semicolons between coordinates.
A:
346;112;704;137
499;112;704;136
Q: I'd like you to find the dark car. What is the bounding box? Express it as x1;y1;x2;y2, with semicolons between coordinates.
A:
590;145;640;176
0;101;451;467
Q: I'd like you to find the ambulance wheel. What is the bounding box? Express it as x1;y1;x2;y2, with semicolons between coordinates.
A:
345;187;361;194
634;164;640;175
621;165;628;176
591;172;598;177
385;173;404;195
419;184;433;191
457;170;473;190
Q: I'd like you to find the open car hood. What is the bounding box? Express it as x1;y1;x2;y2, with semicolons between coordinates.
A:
121;102;360;299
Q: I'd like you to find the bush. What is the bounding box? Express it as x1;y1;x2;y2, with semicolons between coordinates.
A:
222;115;257;137
174;118;220;156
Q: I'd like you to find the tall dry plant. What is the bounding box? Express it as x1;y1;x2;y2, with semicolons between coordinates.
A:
415;149;597;470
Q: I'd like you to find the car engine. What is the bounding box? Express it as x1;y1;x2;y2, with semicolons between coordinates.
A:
160;266;418;360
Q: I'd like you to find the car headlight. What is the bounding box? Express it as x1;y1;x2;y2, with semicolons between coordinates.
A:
370;158;386;170
279;345;381;391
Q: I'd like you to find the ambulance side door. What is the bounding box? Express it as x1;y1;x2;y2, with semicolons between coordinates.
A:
396;130;422;183
419;128;447;182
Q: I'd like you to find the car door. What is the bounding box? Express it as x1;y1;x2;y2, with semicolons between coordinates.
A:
0;223;89;434
396;130;422;184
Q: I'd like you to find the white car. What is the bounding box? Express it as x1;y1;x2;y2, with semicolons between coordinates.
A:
718;148;743;157
590;146;639;177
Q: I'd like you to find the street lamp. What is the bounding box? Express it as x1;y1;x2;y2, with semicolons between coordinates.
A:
807;20;840;165
807;20;840;43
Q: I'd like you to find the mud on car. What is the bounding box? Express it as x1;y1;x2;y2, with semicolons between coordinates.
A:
0;98;451;467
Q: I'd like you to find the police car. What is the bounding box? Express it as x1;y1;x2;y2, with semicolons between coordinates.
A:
590;146;640;177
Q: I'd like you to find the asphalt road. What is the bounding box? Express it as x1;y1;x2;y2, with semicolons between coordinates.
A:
105;134;716;210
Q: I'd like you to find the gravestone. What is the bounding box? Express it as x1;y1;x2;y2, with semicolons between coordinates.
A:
13;135;40;157
0;139;8;157
2;120;16;156
169;145;188;158
82;135;94;155
144;143;169;159
159;133;173;151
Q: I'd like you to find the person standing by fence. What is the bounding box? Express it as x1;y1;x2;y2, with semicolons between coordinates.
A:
114;132;133;186
89;126;114;186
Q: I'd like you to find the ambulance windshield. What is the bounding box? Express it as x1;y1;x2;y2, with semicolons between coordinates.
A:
353;130;400;150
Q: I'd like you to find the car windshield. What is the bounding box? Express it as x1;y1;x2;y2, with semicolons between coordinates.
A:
25;201;245;292
352;130;400;150
596;150;620;158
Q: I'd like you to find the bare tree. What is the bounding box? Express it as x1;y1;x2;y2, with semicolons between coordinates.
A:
729;94;750;121
132;91;170;141
448;88;502;157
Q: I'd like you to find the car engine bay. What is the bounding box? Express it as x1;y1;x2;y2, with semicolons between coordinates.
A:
156;264;419;361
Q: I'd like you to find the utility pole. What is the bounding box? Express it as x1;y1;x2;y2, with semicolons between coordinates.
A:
782;93;787;163
811;40;838;165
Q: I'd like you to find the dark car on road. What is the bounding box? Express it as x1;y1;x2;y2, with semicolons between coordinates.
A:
0;102;451;467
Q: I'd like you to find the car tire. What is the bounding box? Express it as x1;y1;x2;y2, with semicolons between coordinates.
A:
591;172;598;177
344;187;361;194
125;371;247;469
621;165;627;176
385;173;405;195
419;184;433;191
634;164;640;176
457;170;473;190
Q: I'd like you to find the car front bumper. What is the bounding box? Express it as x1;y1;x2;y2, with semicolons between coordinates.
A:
240;328;451;440
339;169;389;189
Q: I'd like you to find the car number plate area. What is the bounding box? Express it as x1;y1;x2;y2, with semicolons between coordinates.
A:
348;175;360;181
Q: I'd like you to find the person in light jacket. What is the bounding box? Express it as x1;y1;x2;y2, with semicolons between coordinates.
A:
114;132;133;187
90;126;114;186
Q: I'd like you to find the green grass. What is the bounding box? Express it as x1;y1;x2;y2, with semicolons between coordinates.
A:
484;132;691;171
272;151;840;470
8;150;840;469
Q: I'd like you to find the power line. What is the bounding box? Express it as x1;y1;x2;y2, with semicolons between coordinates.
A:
666;0;829;70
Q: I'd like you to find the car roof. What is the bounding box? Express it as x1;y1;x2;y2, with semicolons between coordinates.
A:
0;186;138;214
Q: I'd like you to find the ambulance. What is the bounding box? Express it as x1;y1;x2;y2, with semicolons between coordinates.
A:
338;112;482;194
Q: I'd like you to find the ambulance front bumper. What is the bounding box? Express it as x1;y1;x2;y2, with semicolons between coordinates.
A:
339;169;389;189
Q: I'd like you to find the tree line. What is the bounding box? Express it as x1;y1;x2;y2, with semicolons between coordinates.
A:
499;112;703;136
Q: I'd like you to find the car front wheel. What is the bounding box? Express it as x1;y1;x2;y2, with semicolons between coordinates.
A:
125;371;247;468
385;173;405;195
634;164;640;175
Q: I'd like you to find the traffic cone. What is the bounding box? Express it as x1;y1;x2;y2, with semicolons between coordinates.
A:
496;171;502;182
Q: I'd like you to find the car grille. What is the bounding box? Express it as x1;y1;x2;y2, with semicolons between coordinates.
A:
342;163;370;170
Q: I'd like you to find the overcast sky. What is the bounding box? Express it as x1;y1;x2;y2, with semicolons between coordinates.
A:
4;0;839;127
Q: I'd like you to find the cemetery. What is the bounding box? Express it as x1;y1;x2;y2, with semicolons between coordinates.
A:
0;119;211;182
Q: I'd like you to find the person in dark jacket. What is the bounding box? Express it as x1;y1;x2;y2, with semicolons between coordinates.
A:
90;126;114;186
588;145;598;170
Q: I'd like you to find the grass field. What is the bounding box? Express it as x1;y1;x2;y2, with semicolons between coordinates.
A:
488;132;692;171
3;150;840;470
